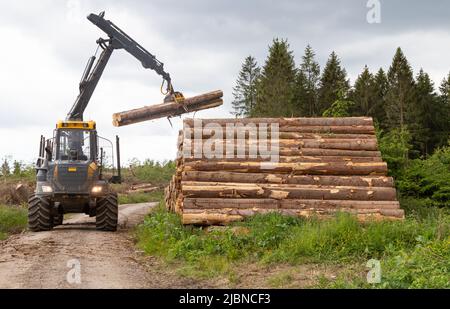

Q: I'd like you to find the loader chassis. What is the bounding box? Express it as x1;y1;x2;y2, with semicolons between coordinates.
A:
29;121;118;232
29;11;183;232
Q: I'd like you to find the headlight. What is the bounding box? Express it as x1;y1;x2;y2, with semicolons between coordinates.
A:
91;186;103;193
41;185;53;193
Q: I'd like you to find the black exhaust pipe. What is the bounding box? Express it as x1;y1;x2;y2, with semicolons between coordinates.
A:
116;135;121;183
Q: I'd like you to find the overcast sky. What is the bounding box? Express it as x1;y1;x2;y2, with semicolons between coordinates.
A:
1;0;450;166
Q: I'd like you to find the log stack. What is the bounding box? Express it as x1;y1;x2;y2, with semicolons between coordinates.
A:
165;117;404;225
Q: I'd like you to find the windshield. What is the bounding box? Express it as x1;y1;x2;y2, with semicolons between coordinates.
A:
56;129;92;161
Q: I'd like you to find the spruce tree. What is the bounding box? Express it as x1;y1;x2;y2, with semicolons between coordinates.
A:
294;45;320;116
351;65;374;116
318;51;350;114
433;72;450;148
371;68;389;127
412;69;436;156
253;38;297;117
440;72;450;105
385;47;416;131
231;56;261;117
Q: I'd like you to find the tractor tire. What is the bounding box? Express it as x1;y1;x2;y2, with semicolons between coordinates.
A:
28;194;53;232
96;193;118;231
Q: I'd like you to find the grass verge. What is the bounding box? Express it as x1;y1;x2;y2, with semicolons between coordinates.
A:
135;202;449;288
0;205;27;240
118;190;164;205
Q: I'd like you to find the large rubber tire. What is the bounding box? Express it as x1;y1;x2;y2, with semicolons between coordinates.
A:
96;193;118;231
28;194;53;232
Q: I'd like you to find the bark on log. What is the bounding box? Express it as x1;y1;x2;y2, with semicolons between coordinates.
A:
126;187;159;194
113;90;223;126
184;129;375;140
183;156;383;163
183;198;401;210
184;117;373;127
179;148;381;158
183;161;388;175
130;183;155;190
184;124;375;134
182;208;404;225
181;182;397;200
181;171;394;187
182;138;378;151
15;183;30;203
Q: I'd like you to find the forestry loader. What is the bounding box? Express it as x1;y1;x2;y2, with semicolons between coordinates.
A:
29;11;184;231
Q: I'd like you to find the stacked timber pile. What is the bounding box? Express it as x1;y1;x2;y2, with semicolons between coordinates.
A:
165;117;404;225
112;90;223;127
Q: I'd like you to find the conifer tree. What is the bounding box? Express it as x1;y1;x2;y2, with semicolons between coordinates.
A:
231;56;261;117
253;38;297;117
412;69;437;156
371;68;389;127
351;65;374;116
318;51;350;114
294;45;320;116
385;47;416;131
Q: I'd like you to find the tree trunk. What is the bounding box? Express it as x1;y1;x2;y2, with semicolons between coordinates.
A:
181;171;394;187
183;156;382;163
183;161;388;175
181;182;397;200
181;138;378;151
179;148;381;158
184;117;373;127
183;198;401;210
182;208;404;225
113;90;223;126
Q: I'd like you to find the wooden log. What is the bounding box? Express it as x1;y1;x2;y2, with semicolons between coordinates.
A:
184;129;375;140
182;208;404;225
179;148;381;158
183;156;383;163
182;138;378;151
183;198;401;210
15;183;30;203
184;117;373;127
126;186;159;194
181;182;397;200
130;183;155;190
113;90;223;126
184;124;375;134
278;126;375;134
181;171;394;187
183;161;388;175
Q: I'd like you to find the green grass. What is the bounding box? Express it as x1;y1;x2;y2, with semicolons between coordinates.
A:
0;205;27;240
118;190;164;204
135;202;449;287
122;159;175;186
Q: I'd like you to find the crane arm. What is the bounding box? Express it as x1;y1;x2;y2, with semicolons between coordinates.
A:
66;11;178;121
87;12;173;87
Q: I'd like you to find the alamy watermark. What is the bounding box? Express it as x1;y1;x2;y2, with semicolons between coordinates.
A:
66;258;81;284
183;119;280;166
367;0;381;24
366;259;381;284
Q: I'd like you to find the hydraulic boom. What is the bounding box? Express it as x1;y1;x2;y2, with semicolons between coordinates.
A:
67;11;182;121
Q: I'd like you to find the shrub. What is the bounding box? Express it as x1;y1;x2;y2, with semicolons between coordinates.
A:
0;205;28;240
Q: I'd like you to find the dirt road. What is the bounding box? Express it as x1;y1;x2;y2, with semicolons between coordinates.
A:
0;202;201;288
